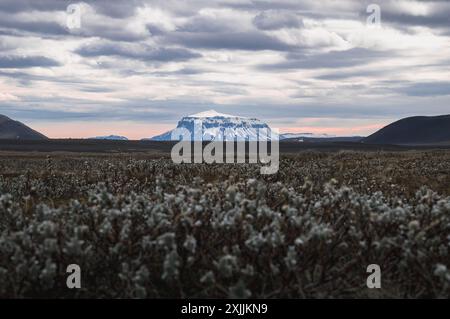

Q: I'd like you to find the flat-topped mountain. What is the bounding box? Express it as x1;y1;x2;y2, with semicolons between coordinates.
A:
145;109;274;141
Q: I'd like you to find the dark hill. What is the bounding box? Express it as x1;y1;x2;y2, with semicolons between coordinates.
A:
0;114;47;140
363;115;450;145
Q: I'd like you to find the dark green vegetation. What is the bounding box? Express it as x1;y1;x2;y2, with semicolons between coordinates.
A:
0;151;449;298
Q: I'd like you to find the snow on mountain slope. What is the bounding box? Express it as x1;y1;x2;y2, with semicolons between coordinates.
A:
189;110;244;118
145;109;276;141
89;135;129;141
280;133;336;139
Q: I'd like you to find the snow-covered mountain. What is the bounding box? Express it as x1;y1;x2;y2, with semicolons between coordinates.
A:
89;135;129;141
280;133;336;139
145;110;276;141
144;110;355;142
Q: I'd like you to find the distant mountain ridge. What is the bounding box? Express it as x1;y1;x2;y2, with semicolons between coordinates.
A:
0;114;47;140
363;115;450;145
89;135;129;141
282;136;364;143
280;133;336;139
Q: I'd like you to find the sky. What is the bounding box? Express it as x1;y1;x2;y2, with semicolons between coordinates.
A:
0;0;449;139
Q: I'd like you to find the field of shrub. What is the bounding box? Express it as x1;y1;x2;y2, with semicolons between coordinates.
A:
0;151;449;298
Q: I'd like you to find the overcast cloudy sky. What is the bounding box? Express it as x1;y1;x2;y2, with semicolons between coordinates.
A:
0;0;449;139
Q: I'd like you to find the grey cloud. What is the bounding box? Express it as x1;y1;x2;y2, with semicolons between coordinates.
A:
89;1;143;18
0;13;68;36
0;107;145;122
398;82;450;97
260;48;391;70
146;24;167;36
153;68;205;77
0;70;87;86
69;22;150;42
0;2;148;41
0;55;60;68
253;10;303;30
0;38;9;52
1;98;214;123
3;92;450;125
373;4;450;30
223;0;311;11
79;86;116;93
0;0;141;18
0;12;142;41
75;42;201;62
177;16;236;33
316;69;387;80
213;86;247;95
221;99;450;121
382;12;450;29
169;31;293;51
0;0;66;13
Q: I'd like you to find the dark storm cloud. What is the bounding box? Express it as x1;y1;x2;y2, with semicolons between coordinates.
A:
0;55;60;68
169;31;293;51
398;82;450;97
75;42;201;62
260;48;391;70
252;10;303;30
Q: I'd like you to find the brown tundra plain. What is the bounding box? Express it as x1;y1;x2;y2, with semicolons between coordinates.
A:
0;150;449;298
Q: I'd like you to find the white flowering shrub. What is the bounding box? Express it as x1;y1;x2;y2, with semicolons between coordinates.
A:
0;152;449;298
